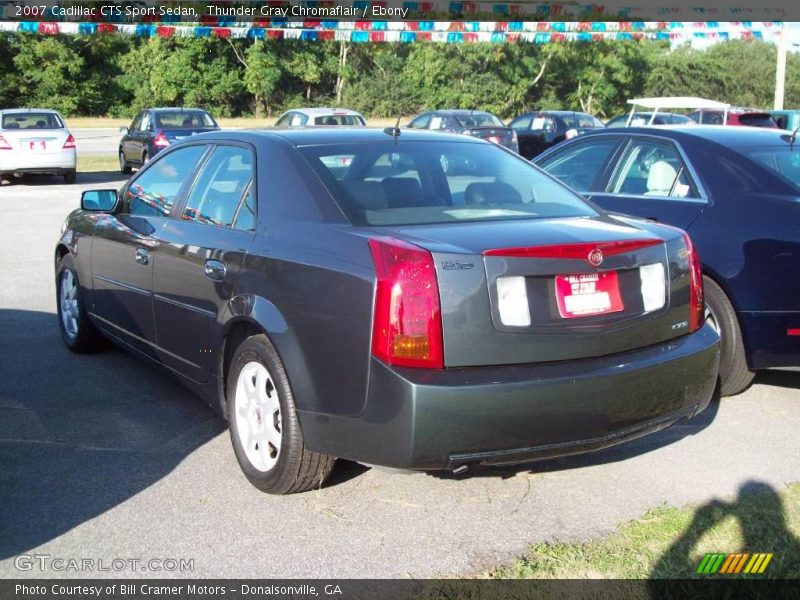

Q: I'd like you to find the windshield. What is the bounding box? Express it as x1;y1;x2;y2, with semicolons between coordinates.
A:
299;140;597;226
737;145;800;190
453;113;504;128
313;115;366;126
155;111;216;129
2;112;63;130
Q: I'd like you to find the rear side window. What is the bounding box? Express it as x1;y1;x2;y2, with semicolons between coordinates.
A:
2;112;63;130
299;140;596;226
124;145;207;217
608;139;698;198
537;138;620;192
182;145;254;228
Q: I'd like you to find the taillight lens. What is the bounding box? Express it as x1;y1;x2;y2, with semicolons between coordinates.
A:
368;237;444;369
63;134;76;149
0;135;12;150
683;232;704;332
153;132;169;148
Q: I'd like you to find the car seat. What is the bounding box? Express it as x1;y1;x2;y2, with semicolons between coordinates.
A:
464;181;522;205
182;116;194;127
645;160;678;196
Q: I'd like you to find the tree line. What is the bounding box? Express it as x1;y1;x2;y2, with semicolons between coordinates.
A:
2;32;800;121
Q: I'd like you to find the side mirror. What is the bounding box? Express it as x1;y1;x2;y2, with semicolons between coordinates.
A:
119;126;129;135
81;189;118;212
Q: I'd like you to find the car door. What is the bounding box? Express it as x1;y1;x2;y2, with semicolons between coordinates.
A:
90;144;209;357
586;136;708;230
122;112;144;162
149;143;257;383
137;111;154;160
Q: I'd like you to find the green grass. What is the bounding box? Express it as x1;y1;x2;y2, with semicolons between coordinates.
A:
492;482;800;579
77;154;119;173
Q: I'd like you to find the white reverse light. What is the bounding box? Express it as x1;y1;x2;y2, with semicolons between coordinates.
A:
640;263;666;312
497;276;531;327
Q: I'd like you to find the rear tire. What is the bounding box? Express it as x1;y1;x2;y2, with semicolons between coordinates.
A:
56;255;106;353
227;334;335;494
63;170;76;184
119;151;132;174
704;276;755;396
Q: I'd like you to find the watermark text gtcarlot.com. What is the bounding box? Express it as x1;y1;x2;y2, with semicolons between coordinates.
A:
14;554;194;573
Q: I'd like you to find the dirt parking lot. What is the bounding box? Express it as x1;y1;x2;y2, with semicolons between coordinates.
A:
1;171;798;578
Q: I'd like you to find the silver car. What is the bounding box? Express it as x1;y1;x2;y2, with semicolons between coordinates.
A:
274;107;367;127
0;109;77;184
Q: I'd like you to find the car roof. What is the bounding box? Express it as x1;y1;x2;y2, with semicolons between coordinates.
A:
586;125;792;146
518;111;586;117
145;107;211;112
431;109;497;116
284;108;364;117
1;108;60;114
191;127;487;146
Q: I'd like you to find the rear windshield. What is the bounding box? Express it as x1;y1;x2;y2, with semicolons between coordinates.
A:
738;114;778;128
299;140;597;226
453;113;504;128
313;115;365;126
2;112;63;130
155;111;216;129
736;145;800;190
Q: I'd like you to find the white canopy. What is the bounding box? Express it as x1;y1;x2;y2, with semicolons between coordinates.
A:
625;97;730;126
627;97;731;110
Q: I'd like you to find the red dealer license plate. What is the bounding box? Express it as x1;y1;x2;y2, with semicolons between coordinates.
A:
555;271;624;318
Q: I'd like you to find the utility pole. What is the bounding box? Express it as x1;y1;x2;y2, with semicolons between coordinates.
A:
775;23;788;110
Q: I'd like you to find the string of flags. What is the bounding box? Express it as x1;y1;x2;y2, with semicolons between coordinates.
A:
0;19;784;44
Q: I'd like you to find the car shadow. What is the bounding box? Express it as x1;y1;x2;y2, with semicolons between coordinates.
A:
0;308;226;560
754;369;800;390
430;386;722;483
0;171;127;187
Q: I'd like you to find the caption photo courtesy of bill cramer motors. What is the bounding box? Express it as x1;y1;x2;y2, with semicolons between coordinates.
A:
0;0;799;598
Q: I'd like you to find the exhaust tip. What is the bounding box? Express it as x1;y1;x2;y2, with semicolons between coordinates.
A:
452;465;469;475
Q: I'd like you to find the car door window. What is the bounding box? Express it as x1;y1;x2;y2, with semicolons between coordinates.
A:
510;115;533;130
130;113;143;132
537;139;620;192
139;112;152;132
123;145;207;217
577;114;600;128
181;145;254;228
409;114;431;129
429;116;446;130
233;184;257;231
276;114;292;127
289;113;306;126
607;139;698;199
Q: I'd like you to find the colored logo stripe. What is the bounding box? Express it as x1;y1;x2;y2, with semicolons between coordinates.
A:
697;553;773;574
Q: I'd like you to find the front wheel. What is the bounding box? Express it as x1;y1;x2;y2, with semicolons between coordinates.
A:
119;151;132;174
56;256;106;353
704;276;755;396
227;334;335;494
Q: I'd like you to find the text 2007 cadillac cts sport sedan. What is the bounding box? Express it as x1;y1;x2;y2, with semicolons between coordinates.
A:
55;128;720;494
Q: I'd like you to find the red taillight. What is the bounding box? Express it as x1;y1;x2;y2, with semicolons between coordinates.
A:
368;237;444;369
683;232;704;333
62;134;76;149
153;132;169;148
0;135;12;150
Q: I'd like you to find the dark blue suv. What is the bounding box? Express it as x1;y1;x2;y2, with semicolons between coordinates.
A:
118;108;219;174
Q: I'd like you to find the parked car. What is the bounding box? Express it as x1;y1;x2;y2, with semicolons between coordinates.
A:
606;112;695;128
274;108;366;127
407;110;519;156
769;109;800;131
118;107;220;174
0;108;76;184
57;128;719;494
687;108;778;128
535;126;800;395
509;110;605;159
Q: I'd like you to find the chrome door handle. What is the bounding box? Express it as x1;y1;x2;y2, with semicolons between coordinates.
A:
204;259;226;281
135;248;149;265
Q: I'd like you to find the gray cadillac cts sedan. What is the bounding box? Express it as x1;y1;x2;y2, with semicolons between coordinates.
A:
55;128;720;494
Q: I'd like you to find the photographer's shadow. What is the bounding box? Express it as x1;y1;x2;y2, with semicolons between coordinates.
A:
649;481;800;581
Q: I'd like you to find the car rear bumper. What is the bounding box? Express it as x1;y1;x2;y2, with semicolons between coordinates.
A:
0;150;76;173
298;323;720;470
739;310;800;369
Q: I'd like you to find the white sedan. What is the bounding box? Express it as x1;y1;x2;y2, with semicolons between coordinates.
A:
0;109;77;184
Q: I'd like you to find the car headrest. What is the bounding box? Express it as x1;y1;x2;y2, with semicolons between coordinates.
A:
381;177;424;208
646;160;677;196
464;181;523;205
342;180;388;210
